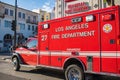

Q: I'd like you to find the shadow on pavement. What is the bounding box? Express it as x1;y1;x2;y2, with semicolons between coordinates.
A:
0;72;28;80
0;52;12;56
19;68;65;80
0;52;12;61
87;74;120;80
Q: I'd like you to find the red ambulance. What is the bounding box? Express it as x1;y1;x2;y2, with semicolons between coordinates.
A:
12;6;120;80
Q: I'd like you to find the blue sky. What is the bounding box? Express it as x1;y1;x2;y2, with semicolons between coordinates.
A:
1;0;55;12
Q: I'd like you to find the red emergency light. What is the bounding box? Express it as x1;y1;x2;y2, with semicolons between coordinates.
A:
102;14;113;21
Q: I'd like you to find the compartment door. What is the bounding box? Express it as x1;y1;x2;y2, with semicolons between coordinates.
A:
100;11;117;73
39;32;50;66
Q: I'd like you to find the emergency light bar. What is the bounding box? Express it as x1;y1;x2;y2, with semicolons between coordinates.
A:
71;17;82;23
42;24;49;29
86;15;94;22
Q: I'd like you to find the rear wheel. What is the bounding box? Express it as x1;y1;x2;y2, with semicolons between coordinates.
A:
12;57;20;71
65;65;84;80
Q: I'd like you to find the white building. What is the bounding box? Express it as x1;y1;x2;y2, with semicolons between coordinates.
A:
39;9;51;22
55;0;64;18
55;0;119;18
51;7;55;20
0;1;38;52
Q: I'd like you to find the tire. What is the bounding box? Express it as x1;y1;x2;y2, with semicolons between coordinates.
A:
65;65;84;80
12;57;20;71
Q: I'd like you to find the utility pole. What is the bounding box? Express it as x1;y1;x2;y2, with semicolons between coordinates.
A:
14;0;17;49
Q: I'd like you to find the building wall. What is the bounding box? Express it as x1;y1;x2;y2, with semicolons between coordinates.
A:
55;0;120;18
55;0;64;18
44;12;51;21
39;9;51;22
55;0;100;18
0;1;38;52
51;7;55;20
114;0;120;5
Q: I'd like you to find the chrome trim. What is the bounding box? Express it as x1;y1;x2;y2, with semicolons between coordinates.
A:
20;64;36;68
20;64;63;70
37;65;63;70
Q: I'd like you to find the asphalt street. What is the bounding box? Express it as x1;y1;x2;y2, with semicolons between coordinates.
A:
0;54;120;80
0;54;65;80
0;72;27;80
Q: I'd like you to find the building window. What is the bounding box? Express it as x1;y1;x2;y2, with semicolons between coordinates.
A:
18;12;21;18
33;16;36;22
22;13;25;19
4;20;11;28
4;34;12;40
28;25;31;30
19;23;25;30
32;26;34;31
46;16;49;20
34;26;36;31
46;16;48;20
35;26;37;31
27;39;37;48
10;10;14;16
28;16;31;22
4;34;12;47
104;3;107;8
59;5;61;8
59;11;61;14
41;15;44;21
5;8;9;15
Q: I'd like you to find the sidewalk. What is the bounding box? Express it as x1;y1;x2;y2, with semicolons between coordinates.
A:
0;52;12;62
0;72;28;80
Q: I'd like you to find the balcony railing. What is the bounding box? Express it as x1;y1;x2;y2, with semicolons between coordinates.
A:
26;19;38;25
0;12;4;18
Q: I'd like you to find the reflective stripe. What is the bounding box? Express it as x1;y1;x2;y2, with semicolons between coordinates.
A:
40;51;50;55
16;50;120;57
15;51;37;54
